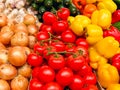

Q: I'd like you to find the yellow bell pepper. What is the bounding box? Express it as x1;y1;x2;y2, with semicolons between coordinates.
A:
107;84;120;90
86;0;96;3
89;47;108;69
97;63;119;88
97;0;117;13
86;24;103;45
91;9;111;29
70;15;91;36
95;36;119;58
67;16;75;25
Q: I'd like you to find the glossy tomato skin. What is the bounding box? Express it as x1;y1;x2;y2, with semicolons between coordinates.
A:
81;85;98;90
36;31;50;41
78;63;92;77
33;42;47;55
76;38;89;49
83;72;97;85
43;46;57;60
32;67;41;79
67;55;86;71
69;75;84;90
56;67;74;86
51;41;65;52
38;65;55;83
40;24;53;34
42;12;57;25
57;8;70;20
52;21;68;34
27;53;43;67
61;30;76;43
48;54;65;70
42;82;63;90
29;78;43;90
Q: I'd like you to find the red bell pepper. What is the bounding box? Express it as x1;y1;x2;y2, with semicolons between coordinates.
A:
72;0;86;10
103;26;120;42
112;9;120;24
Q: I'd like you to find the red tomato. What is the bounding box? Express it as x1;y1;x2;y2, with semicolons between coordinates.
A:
32;67;41;78
33;42;47;55
36;31;50;41
69;75;84;90
27;53;43;67
83;72;97;85
40;24;53;34
81;85;98;90
43;46;56;60
52;21;68;34
76;38;89;49
61;30;76;43
38;65;55;83
42;12;57;25
111;54;120;72
48;54;65;70
29;78;43;90
56;67;74;86
57;8;70;20
78;63;92;77
51;41;65;52
67;55;86;71
42;82;63;90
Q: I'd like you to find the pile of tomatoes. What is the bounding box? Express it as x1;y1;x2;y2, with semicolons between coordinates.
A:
28;8;98;90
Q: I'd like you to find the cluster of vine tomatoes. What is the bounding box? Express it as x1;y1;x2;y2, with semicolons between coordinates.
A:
28;8;98;90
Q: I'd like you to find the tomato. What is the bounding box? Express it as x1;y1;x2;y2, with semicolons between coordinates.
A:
32;67;41;78
38;65;55;83
111;54;120;72
43;46;56;60
29;78;43;90
74;46;89;62
78;63;92;77
42;12;57;25
61;30;76;43
67;54;86;71
52;21;68;34
56;67;74;86
40;24;53;34
48;54;65;70
57;8;70;20
27;53;43;67
82;85;98;90
36;31;50;41
51;41;65;52
33;42;47;55
69;75;84;90
83;72;97;85
76;38;89;49
42;82;63;90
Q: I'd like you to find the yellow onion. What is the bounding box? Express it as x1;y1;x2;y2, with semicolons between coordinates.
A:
0;64;17;80
28;35;37;48
0;79;10;90
0;49;8;65
0;14;8;27
28;24;38;35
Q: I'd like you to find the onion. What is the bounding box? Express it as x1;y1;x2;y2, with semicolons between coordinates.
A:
23;47;31;55
11;31;29;46
28;24;38;35
0;14;7;27
28;35;37;48
8;46;27;66
18;63;32;78
10;75;29;90
0;26;14;45
0;49;8;65
0;63;17;80
14;23;28;34
23;14;36;25
0;79;10;90
0;42;6;50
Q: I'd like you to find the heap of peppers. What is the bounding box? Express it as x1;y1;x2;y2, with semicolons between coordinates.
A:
69;0;120;90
